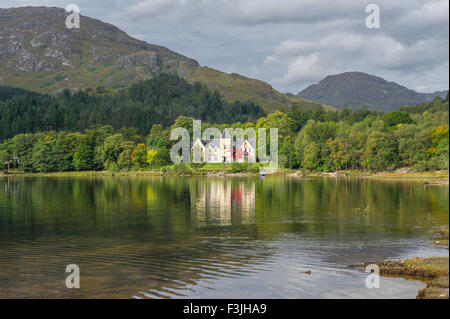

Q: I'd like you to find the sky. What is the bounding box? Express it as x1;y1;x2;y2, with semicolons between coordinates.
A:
2;0;449;94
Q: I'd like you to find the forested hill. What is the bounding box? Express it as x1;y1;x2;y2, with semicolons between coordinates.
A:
0;74;265;140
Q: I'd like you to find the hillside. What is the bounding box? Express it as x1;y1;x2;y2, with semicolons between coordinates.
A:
0;6;320;113
0;74;267;140
297;72;448;111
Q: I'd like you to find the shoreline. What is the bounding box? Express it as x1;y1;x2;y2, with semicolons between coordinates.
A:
353;257;449;299
352;228;449;299
1;170;448;183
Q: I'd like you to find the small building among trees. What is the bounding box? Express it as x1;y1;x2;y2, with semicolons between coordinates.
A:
192;129;256;164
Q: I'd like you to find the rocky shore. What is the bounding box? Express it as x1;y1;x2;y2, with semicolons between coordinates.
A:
357;257;449;299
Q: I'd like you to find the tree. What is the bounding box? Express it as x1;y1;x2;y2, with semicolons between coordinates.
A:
131;143;148;168
303;142;320;170
427;124;449;170
257;112;296;168
170;116;195;137
382;111;414;127
0;139;14;171
96;134;134;170
73;134;96;171
363;131;398;170
32;133;57;172
10;134;36;172
280;135;296;169
152;148;172;168
147;124;168;149
117;147;133;171
326;137;351;171
146;149;158;167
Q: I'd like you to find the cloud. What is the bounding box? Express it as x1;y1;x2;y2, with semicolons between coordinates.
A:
402;0;449;27
111;0;450;93
124;0;179;17
263;32;449;92
122;0;369;26
1;0;449;93
270;54;322;87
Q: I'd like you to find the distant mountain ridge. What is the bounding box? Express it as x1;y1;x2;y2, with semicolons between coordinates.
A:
297;72;448;111
0;6;320;113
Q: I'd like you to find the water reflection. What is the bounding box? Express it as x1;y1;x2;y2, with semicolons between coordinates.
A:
192;180;255;227
0;176;448;298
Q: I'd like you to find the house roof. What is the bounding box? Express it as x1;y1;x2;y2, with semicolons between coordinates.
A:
195;134;256;150
235;138;256;149
222;128;232;139
199;138;256;149
192;138;206;147
205;139;220;148
193;138;220;149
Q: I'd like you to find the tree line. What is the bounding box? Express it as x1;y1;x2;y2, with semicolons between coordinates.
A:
0;74;265;141
0;76;448;173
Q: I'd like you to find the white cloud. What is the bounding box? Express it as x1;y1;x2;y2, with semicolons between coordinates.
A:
125;0;179;17
404;0;449;24
262;32;449;92
272;54;322;86
1;0;449;93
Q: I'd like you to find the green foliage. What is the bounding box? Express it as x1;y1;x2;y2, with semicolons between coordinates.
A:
0;74;265;141
152;148;172;168
382;111;415;127
190;162;206;171
427;124;449;170
131;144;148;168
0;85;448;173
117;147;133;171
230;163;260;173
73;134;96;171
146;149;158;167
293;98;448;171
95;134;135;171
165;163;193;175
363;131;399;170
400;96;449;114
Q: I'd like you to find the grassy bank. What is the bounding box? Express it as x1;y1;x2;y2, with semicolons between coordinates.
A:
302;170;449;178
367;171;449;184
291;170;449;184
1;168;449;180
0;163;266;177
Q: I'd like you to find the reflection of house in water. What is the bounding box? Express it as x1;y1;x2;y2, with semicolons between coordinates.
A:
192;180;256;227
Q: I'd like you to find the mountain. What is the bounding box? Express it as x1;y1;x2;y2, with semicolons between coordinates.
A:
0;6;319;113
297;72;448;111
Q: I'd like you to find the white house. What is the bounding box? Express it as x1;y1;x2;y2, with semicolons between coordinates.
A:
192;129;256;164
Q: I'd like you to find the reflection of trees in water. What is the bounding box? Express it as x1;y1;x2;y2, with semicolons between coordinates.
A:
0;177;448;237
254;177;448;236
0;177;448;297
0;177;264;298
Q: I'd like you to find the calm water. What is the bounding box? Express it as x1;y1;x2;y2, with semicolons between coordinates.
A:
0;176;448;299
